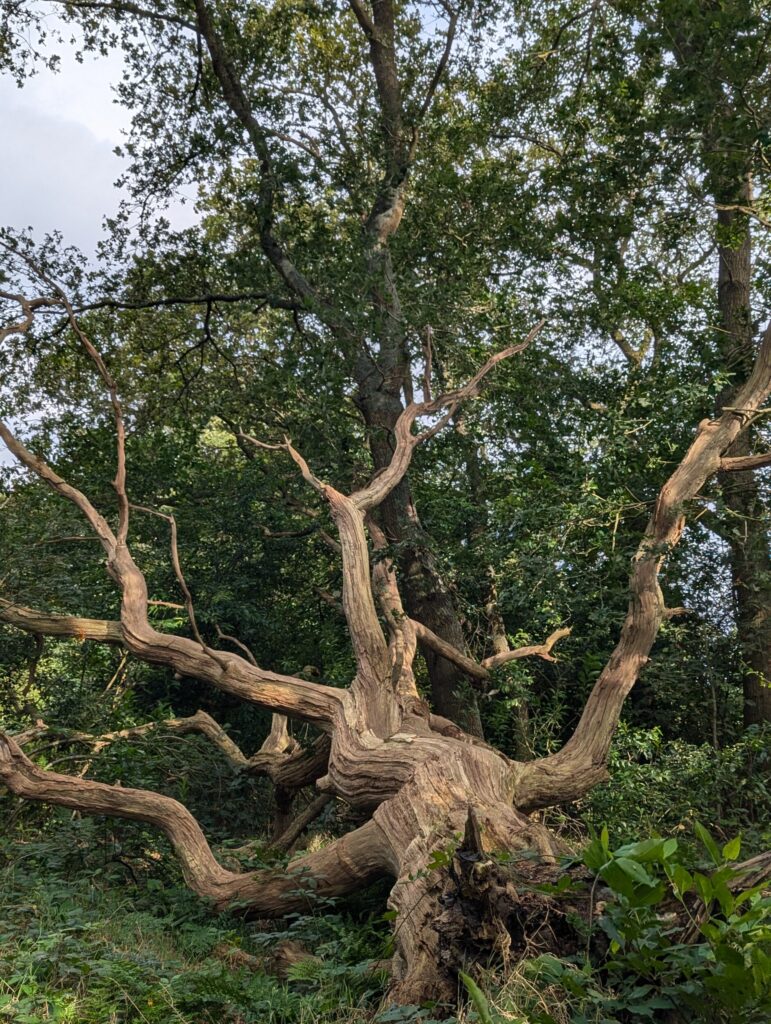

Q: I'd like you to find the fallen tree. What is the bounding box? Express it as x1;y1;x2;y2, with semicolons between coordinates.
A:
1;268;770;1004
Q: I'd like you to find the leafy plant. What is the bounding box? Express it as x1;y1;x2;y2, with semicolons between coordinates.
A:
526;824;771;1023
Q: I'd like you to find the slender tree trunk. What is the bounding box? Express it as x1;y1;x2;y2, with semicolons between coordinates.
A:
714;198;771;726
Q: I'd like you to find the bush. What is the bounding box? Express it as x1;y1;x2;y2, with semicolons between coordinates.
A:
577;725;771;853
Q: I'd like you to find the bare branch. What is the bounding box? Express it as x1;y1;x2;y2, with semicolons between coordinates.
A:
367;517;419;701
129;502;225;665
62;294;131;543
516;322;771;810
422;325;434;402
46;1;196;31
715;202;771;231
14;710;250;770
325;488;394;733
416;4;460;121
257;714;300;757
348;0;376;38
0;290;58;343
0;249;132;544
0;422;117;551
410;621;571;681
0;424;344;727
0;600;123;643
350;323;544;513
410;619;489;681
0;732;390;911
74;292;301;315
215;625;258;665
13;709;320;790
272;792;334;853
482;627;572;670
720;450;771;471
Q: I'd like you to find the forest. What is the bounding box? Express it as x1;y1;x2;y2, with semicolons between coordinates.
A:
0;1;770;1022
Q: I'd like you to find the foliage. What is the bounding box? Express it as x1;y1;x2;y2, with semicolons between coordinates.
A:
0;0;770;1016
466;825;771;1024
578;725;771;853
0;817;390;1024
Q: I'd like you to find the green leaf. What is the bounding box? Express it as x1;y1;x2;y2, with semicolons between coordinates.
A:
614;857;656;887
583;838;609;873
694;822;721;866
600;824;610;852
694;872;714;906
458;971;495;1024
722;835;741;862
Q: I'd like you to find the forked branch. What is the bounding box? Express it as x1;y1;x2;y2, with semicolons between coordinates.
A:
238;333;541;731
350;323;544;512
410;621;571;683
0;421;343;727
13;710;322;788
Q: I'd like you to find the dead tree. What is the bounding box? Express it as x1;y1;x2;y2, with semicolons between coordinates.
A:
1;273;770;1004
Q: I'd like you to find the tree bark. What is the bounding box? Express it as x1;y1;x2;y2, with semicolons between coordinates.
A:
2;281;770;1006
714;199;771;726
354;379;485;735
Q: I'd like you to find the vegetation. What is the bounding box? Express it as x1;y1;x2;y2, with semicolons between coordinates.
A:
1;0;770;1020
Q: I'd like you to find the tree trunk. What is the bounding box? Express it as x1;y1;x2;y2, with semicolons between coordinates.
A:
2;316;770;1009
354;372;484;736
715;200;771;726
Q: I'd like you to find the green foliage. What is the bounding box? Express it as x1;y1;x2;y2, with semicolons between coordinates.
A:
469;826;771;1024
560;823;770;1022
0;819;390;1023
580;725;771;852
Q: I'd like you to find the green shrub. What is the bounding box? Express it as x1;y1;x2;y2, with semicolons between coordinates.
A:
489;824;771;1024
578;725;771;852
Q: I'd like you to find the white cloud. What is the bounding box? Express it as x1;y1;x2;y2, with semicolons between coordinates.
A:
0;43;198;470
0;96;126;253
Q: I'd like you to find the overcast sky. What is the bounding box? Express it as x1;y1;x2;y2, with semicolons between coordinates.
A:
0;37;198;468
0;41;196;256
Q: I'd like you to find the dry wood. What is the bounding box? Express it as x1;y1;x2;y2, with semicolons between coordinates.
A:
2;281;770;1001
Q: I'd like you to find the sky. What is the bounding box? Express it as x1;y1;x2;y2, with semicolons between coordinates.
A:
0;40;197;255
0;45;124;470
0;33;197;468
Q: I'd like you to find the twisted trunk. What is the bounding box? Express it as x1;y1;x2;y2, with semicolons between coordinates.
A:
2;309;770;1005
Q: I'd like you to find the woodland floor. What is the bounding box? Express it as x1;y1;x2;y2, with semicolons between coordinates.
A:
1;726;769;1024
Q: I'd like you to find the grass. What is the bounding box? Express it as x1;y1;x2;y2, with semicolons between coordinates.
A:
0;813;392;1024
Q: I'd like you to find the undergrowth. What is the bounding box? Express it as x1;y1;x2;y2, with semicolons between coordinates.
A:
0;815;391;1023
1;724;769;1023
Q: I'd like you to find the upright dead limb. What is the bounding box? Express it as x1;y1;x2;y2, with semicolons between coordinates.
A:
516;323;771;810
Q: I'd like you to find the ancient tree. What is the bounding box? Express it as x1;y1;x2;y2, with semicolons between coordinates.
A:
2;0;771;1006
1;265;770;999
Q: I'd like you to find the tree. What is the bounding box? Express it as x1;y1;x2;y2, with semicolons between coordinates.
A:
1;0;770;1006
485;0;771;725
2;238;770;1001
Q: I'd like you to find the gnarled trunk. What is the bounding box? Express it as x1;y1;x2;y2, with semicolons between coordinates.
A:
1;281;770;1006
